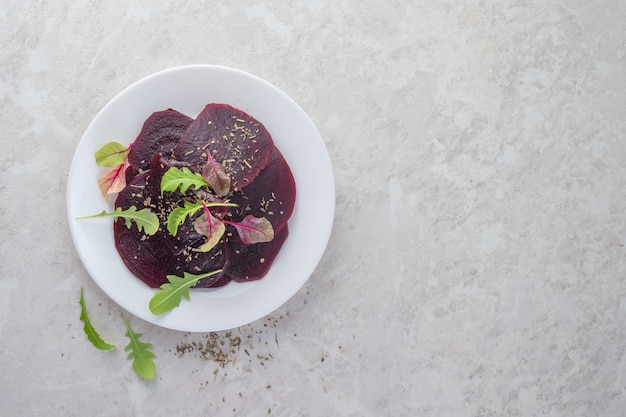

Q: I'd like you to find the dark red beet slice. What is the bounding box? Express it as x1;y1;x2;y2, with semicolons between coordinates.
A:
124;165;140;185
228;147;296;234
142;155;204;255
226;225;289;282
184;242;232;288
113;172;175;287
144;154;231;285
115;170;149;209
128;109;193;173
173;104;274;191
114;158;229;288
112;105;296;290
115;222;228;289
204;274;232;288
114;225;175;288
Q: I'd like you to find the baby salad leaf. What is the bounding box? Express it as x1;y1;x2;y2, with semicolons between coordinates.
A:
121;314;156;380
167;201;204;236
149;270;222;315
94;141;131;168
202;155;230;197
161;166;209;195
224;215;274;244
193;205;226;253
79;288;116;350
97;163;126;199
77;206;159;235
167;200;237;236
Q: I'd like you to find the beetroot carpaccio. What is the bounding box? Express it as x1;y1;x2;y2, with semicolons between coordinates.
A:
113;104;296;289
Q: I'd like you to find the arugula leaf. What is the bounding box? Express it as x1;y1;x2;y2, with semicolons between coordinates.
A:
149;270;222;315
166;201;203;236
167;200;236;236
161;167;210;194
94;141;131;168
97;163;126;199
202;155;230;197
77;206;159;235
223;215;274;244
193;204;226;253
121;314;156;380
79;288;115;350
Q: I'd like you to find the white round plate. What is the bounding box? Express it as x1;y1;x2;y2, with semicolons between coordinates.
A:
67;65;334;332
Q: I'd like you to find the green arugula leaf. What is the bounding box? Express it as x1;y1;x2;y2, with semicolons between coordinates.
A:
166;201;204;236
94;141;131;168
167;201;237;236
79;288;116;350
149;270;222;315
121;314;156;380
77;206;159;235
161;167;210;194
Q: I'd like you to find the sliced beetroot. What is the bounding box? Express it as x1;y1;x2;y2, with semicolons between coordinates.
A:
111;104;296;290
114;161;229;288
226;225;289;282
115;223;228;288
113;171;173;287
128;109;193;173
183;242;231;288
124;165;140;185
114;225;175;288
228;147;296;234
141;155;205;255
204;274;232;288
173;104;274;191
114;170;150;219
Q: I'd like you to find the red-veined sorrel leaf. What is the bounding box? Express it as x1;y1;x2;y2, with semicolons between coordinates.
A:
224;215;274;244
202;154;230;197
94;141;131;168
98;164;126;199
193;203;226;252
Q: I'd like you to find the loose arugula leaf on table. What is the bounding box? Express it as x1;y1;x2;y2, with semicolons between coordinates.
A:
77;206;159;235
167;200;236;236
149;270;222;315
224;215;274;244
121;314;156;380
79;288;116;350
97;163;127;199
201;155;230;197
94;141;131;168
161;166;210;194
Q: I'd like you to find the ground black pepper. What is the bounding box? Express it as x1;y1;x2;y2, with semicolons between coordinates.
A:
173;315;286;368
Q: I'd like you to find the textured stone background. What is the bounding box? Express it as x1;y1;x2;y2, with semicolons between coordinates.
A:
2;1;626;416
